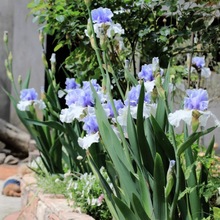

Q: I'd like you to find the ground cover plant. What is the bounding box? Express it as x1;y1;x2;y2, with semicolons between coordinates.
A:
3;0;220;219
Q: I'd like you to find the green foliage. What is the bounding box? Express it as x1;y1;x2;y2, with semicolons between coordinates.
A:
3;38;92;175
36;166;112;220
27;0;220;83
67;168;112;220
89;77;219;219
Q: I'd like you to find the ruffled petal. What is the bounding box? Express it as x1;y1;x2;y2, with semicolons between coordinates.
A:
60;104;85;123
17;100;32;111
78;132;100;150
168;110;192;127
144;81;155;92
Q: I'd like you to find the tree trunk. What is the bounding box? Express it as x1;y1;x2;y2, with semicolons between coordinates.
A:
0;118;35;153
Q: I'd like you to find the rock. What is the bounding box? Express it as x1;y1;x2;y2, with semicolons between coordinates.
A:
0;153;6;164
0;141;5;150
4;155;19;165
1;148;11;155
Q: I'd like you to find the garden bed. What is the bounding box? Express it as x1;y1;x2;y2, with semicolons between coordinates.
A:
20;174;94;220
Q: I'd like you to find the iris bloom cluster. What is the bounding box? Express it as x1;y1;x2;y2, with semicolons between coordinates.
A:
59;78;156;149
86;7;124;41
168;88;220;129
17;88;46;111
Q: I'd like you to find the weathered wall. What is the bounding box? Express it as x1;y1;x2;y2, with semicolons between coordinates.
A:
11;0;44;129
0;1;14;122
0;0;44;129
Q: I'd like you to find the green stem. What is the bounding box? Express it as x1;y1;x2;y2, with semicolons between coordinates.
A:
169;154;180;220
86;5;106;86
188;33;194;89
164;98;180;219
103;51;125;100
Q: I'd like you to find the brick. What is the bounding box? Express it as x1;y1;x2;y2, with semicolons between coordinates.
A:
48;213;60;220
21;174;95;220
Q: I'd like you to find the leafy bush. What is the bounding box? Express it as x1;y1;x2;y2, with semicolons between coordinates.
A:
28;0;220;82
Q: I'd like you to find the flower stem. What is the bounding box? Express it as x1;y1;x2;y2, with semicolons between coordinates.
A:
187;33;194;89
86;5;106;89
164;98;180;219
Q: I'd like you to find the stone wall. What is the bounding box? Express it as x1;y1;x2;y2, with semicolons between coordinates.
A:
20;174;94;220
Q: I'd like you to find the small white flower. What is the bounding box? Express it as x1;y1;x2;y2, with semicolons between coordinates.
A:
73;182;78;190
64;171;72;179
91;198;97;206
87;197;91;205
55;178;60;183
78;132;100;149
77;155;83;160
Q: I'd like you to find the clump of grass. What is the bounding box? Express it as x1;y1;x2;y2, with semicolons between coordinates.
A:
36;173;68;197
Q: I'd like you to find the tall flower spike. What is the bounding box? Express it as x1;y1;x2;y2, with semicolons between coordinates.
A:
84;0;91;7
165;160;175;198
3;31;8;44
50;53;56;74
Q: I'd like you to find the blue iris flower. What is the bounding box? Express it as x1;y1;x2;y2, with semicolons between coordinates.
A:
192;56;205;69
83;115;99;134
20;88;38;101
91;7;113;24
184;89;209;111
125;85;151;106
65;78;80;90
